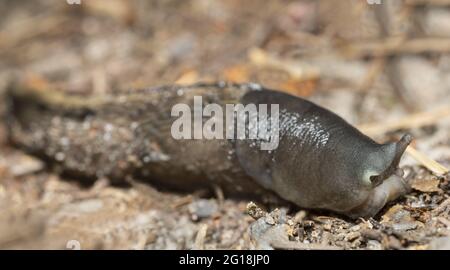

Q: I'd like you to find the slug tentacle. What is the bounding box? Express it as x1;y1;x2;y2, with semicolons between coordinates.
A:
368;134;413;188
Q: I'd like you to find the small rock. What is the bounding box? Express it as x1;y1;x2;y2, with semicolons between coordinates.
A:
188;199;219;220
366;240;383;250
386;236;403;250
323;223;332;231
351;239;362;248
264;215;276;225
8;154;45;177
392;222;418;232
246;202;266;220
345;232;361;242
422;7;450;37
361;229;382;241
396;56;448;109
293;210;307;224
334;233;346;241
428;237;450;250
63;199;104;214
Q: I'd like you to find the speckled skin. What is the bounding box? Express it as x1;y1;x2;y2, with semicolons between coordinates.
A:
236;90;412;217
6;82;412;218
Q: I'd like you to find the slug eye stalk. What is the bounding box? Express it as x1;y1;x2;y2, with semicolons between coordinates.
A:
369;134;413;187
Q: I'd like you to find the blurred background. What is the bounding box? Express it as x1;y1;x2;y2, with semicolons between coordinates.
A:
0;0;449;249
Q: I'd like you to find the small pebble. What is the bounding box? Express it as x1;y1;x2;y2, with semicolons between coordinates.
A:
264;215;276;225
188;199;219;220
367;240;383;250
345;232;361;242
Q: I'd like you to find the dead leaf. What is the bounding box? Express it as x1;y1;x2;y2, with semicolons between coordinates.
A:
381;204;414;224
3;153;44;177
24;74;52;92
411;179;442;193
83;0;135;25
175;69;199;85
279;78;317;97
223;64;250;83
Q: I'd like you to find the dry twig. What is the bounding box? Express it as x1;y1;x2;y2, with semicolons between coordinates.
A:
358;106;450;136
193;224;208;250
248;47;320;81
343;37;450;58
405;0;450;6
358;106;450;176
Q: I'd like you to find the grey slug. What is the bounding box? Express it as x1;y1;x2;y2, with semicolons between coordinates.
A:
5;82;412;218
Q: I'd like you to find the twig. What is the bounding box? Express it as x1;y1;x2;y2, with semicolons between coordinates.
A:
193;224;208;250
355;57;386;114
373;2;417;111
436;217;450;228
405;0;450;6
358;106;450;136
213;184;224;207
343;37;450;58
358;57;386;92
248;47;320;80
0;15;69;53
270;239;342;250
171;195;193;209
405;147;449;175
433;197;450;215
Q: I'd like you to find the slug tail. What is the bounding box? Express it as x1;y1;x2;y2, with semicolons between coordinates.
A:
6;81;104;114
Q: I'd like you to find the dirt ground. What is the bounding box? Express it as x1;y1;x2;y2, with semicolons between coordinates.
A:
0;0;450;250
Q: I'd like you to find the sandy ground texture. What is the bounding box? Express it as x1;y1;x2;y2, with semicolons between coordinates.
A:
0;0;450;249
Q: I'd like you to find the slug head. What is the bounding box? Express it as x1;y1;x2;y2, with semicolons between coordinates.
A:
363;134;413;188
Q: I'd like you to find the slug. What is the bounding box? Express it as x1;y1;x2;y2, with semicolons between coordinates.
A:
5;82;412;218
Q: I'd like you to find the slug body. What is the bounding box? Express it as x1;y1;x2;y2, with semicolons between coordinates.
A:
6;82;412;218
